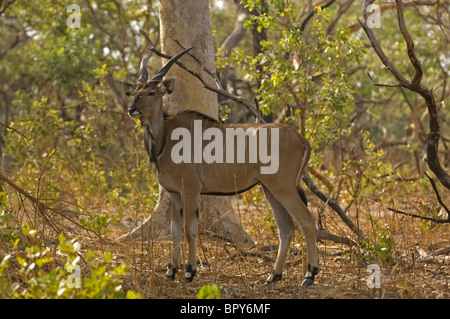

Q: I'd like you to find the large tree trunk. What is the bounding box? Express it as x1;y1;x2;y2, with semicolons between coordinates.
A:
159;0;218;118
117;0;253;246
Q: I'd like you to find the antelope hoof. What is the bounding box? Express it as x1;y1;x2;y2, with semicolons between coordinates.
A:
264;273;282;285
185;265;196;283
301;265;318;287
166;264;177;280
300;277;314;287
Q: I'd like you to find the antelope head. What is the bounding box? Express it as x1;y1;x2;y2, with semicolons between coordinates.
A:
122;48;192;121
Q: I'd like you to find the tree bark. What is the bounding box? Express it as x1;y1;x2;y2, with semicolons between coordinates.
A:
117;0;254;246
159;0;218;118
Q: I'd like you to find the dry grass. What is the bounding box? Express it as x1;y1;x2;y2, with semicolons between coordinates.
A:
111;193;450;299
1;178;449;299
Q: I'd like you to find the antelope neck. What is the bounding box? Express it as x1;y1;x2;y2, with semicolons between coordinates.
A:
141;114;166;163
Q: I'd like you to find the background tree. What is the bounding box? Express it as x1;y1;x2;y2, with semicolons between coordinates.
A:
360;0;450;191
118;0;254;246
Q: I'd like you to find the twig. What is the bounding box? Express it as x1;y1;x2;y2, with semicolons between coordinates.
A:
317;229;356;247
387;170;450;223
395;0;423;87
358;20;411;89
387;207;449;224
302;171;366;240
230;249;275;263
299;0;337;32
435;246;450;256
172;38;220;85
424;171;450;218
0;173;102;235
0;0;16;16
0;121;29;140
365;70;403;88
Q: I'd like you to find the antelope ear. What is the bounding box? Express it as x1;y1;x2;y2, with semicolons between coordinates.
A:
121;81;137;96
160;78;175;95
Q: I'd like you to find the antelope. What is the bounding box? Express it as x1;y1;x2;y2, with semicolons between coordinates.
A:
121;48;319;286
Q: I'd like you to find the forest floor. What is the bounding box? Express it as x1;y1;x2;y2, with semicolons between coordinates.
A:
110;193;450;299
2;180;449;299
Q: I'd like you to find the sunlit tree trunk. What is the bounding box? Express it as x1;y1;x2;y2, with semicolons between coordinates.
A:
159;0;218;117
117;0;253;246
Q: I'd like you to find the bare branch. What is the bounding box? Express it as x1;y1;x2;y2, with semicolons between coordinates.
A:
0;0;15;16
299;0;337;32
327;0;355;35
302;171;366;240
317;229;356;246
424;172;450;219
0;121;28;140
387;171;449;224
360;0;450;189
387;207;449;223
358;17;412;89
395;0;423;87
350;0;441;32
171;38;222;88
365;70;403;88
0;173;101;234
219;0;250;54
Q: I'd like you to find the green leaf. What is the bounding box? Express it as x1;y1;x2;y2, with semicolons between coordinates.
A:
86;251;95;263
126;290;140;299
36;256;53;267
197;284;220;299
16;256;26;267
103;252;112;262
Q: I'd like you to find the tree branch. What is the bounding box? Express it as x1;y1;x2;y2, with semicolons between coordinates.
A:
299;0;337;32
387;167;449;224
219;0;250;54
395;0;423;87
360;0;450;190
424;171;450;220
0;0;15;16
302;171;366;240
349;0;440;33
0;173;104;236
0;121;28;140
358;19;412;89
387;207;449;224
365;70;403;88
327;0;355;35
140;29;263;121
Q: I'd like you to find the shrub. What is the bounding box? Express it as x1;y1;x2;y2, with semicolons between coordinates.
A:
0;227;137;299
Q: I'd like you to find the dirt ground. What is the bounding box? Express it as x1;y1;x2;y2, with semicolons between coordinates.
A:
111;196;450;299
4;183;447;299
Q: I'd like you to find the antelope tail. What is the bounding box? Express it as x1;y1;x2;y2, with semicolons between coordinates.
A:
296;140;311;206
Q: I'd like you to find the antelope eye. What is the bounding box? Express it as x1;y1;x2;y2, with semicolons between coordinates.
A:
148;92;155;96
